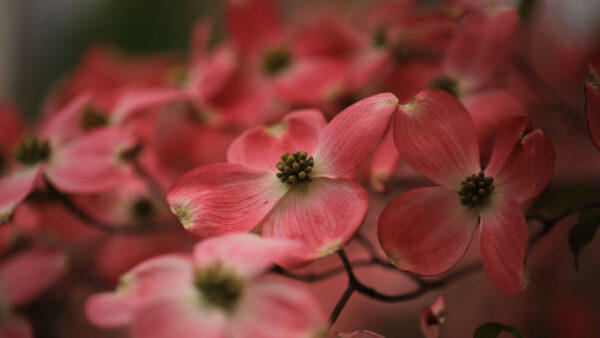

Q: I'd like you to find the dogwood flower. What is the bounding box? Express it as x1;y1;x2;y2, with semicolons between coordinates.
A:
86;233;327;338
167;93;398;263
379;89;555;294
420;296;445;338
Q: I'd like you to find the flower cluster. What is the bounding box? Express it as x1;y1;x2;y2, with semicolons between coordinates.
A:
0;0;598;337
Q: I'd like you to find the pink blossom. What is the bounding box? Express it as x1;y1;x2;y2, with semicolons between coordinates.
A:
420;296;445;338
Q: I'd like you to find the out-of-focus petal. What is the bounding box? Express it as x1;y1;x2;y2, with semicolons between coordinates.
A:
314;93;398;178
336;330;385;338
489;130;555;204
85;291;135;328
480;193;530;295
226;0;283;55
40;94;91;145
111;88;185;123
0;249;67;306
166;163;288;238
420;295;445;338
193;233;302;279
262;177;368;263
188;45;237;101
393;89;480;189
378;186;478;275
0;315;32;338
231;277;327;338
131;288;227;338
44;128;136;194
585;62;600;151
444;8;519;89
0;102;24;150
227;109;326;172
0;167;40;223
368;128;401;192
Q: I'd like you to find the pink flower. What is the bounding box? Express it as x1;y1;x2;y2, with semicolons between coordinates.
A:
86;233;327;338
0;249;67;338
420;296;445;338
0;96;137;223
336;330;385;338
167;93;398;263
378;89;555;294
585;60;600;151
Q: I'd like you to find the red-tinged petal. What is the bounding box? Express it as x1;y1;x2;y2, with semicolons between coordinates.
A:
490;130;555;204
420;295;445;338
393;89;480;189
166;163;288;238
44;128;136;194
0;249;67;306
226;0;283;55
585;62;600;150
378;186;478;275
463;91;528;164
444;9;519;89
227;109;326;171
314;93;398;178
231;277;327;338
40;94;91;145
484;116;532;176
0;315;32;338
85;292;135;328
336;330;385;338
190;21;212;63
193;233;302;279
479;194;530;295
131;288;227;338
111;88;185;123
368;128;401;192
188;45;237;101
274;57;347;106
0;167;40;223
0;102;24;150
261;177;368;263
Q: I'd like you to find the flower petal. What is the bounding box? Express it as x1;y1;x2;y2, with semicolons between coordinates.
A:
193;233;303;279
585;62;600;151
368;128;401;192
314;93;398;178
167;163;288;238
261;177;368;263
378;186;478;275
85;292;135;328
420;295;445;338
0;167;40;223
479;194;530;295
336;330;385;338
393;89;480;189
484;116;532;176
226;0;283;55
0;315;32;338
40;94;91;145
227;109;326;172
111;88;185;123
490;129;555;204
44;127;136;194
230;277;327;338
0;249;67;306
132;288;227;338
444;8;519;89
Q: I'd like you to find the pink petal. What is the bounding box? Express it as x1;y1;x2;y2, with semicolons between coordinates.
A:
479;194;530;295
367;128;401;192
585;62;600;150
0;167;40;223
0;102;25;150
0;315;32;338
131;288;227;338
378;186;478;275
262;177;368;262
314;93;398;178
227;109;326;171
336;330;385;338
226;0;283;55
40;94;91;145
189;21;212;63
444;8;519;89
193;233;302;279
44;127;136;194
393;89;480;189
230;277;327;338
85;292;135;328
463;90;528;164
420;295;445;338
111;88;185;123
188;45;237;101
166;163;288;238
484;116;532;176
0;249;67;306
489;129;555;204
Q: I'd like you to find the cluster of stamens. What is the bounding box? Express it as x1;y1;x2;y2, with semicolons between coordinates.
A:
429;76;459;98
458;172;495;208
130;198;155;221
276;151;313;185
262;47;292;76
13;135;51;166
81;105;109;131
194;263;243;311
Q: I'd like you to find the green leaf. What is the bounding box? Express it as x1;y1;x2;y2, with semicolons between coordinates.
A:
569;207;600;270
533;184;600;213
474;322;524;338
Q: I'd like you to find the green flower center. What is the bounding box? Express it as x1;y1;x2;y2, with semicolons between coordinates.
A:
429;76;460;98
458;172;495;208
276;151;314;185
262;47;292;76
194;263;243;311
13;135;51;166
81;105;109;131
